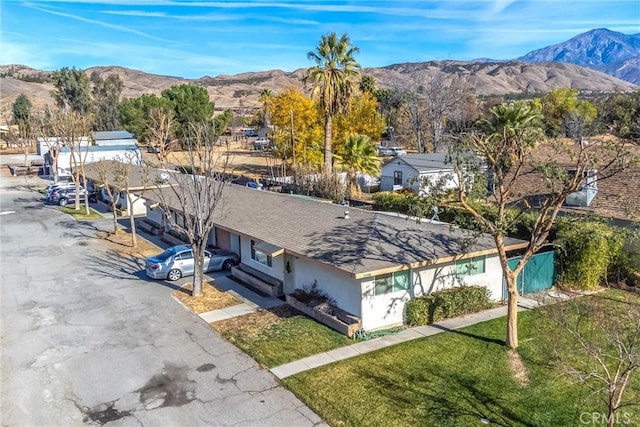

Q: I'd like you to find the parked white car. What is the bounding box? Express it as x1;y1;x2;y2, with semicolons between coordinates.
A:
378;146;407;156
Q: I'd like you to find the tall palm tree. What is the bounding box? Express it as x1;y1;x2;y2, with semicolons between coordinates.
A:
259;88;273;129
333;134;380;200
304;32;361;173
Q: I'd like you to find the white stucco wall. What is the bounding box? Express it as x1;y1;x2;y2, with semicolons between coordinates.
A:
292;258;362;317
360;254;504;331
412;255;504;301
360;274;411;330
239;236;285;281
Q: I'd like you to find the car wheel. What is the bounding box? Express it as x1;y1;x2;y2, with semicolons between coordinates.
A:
167;269;182;281
222;259;235;271
58;198;68;206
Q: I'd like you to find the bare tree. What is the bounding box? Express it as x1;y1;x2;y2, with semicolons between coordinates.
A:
92;159;129;234
45;108;92;213
152;122;229;296
541;294;640;427
146;107;176;169
422;74;472;152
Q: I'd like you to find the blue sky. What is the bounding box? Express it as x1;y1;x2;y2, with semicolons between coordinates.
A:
2;0;639;79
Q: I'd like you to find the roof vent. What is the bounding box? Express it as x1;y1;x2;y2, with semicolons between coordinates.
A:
344;210;350;219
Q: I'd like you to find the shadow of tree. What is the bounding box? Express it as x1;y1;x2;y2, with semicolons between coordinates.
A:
351;363;532;426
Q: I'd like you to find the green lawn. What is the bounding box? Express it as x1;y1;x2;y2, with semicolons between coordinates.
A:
58;204;102;219
217;309;353;368
283;290;640;427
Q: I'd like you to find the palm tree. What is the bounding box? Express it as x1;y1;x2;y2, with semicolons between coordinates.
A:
259;88;273;129
304;32;361;173
333;134;380;201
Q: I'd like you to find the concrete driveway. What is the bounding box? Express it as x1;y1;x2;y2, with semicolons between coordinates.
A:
0;183;324;426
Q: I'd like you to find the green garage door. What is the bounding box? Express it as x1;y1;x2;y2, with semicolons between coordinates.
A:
504;251;556;298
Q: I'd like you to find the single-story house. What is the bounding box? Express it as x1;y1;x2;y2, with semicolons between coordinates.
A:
91;130;138;147
503;142;640;224
81;161;156;216
379;153;459;195
145;178;528;332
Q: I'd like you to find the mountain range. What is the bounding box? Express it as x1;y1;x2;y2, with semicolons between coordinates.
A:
0;28;638;118
518;28;640;84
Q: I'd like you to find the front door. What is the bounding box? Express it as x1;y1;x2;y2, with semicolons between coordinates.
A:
215;228;231;250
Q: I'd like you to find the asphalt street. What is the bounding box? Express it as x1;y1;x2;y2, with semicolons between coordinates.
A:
0;179;324;426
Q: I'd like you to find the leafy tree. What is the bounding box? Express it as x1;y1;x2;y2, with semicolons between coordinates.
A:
600;90;640;143
12;93;32;126
91;72;123;131
333;93;386;156
415;102;632;349
50;67;92;114
359;75;376;95
269;87;323;166
161;84;214;138
118;94;173;142
333;134;380;200
541;88;596;138
214;109;233;137
304;32;361;173
152;122;229;297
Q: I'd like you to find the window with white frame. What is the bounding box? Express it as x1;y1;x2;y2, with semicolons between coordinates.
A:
374;270;410;295
456;256;486;276
393;171;403;186
251;240;272;267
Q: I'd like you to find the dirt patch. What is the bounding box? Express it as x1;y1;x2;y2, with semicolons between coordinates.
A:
173;282;242;314
95;230;160;258
210;304;299;337
507;349;529;386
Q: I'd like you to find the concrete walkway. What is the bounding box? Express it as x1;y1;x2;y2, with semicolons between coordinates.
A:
270;293;572;379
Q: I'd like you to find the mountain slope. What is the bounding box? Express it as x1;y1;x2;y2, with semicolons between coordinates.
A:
0;59;636;118
519;28;640;84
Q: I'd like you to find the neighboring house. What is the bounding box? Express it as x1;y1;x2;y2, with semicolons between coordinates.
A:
56;145;142;177
505;143;640;224
146;180;529;332
379;153;459;195
91;130;138;147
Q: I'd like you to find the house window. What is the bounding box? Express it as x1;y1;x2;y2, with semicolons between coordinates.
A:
251;240;272;267
456;256;486;276
393;171;403;186
374;270;410;295
175;212;185;228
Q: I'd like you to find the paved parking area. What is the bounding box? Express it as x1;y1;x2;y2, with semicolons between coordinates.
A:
0;184;324;426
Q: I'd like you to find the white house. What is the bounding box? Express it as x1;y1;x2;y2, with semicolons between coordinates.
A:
57;145;142;177
380;153;459;195
145;180;528;333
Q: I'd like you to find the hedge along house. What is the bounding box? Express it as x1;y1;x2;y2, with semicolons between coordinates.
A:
379;153;460;195
146;180;528;332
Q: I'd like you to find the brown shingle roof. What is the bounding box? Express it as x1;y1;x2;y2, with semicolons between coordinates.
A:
504;142;640;221
153;182;527;278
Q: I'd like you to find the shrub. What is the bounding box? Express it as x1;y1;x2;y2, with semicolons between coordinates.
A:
405;286;492;326
372;191;417;215
555;220;624;290
611;229;640;287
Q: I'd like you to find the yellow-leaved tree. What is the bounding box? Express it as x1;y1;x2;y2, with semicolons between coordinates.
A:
269;87;324;167
333;93;386;159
